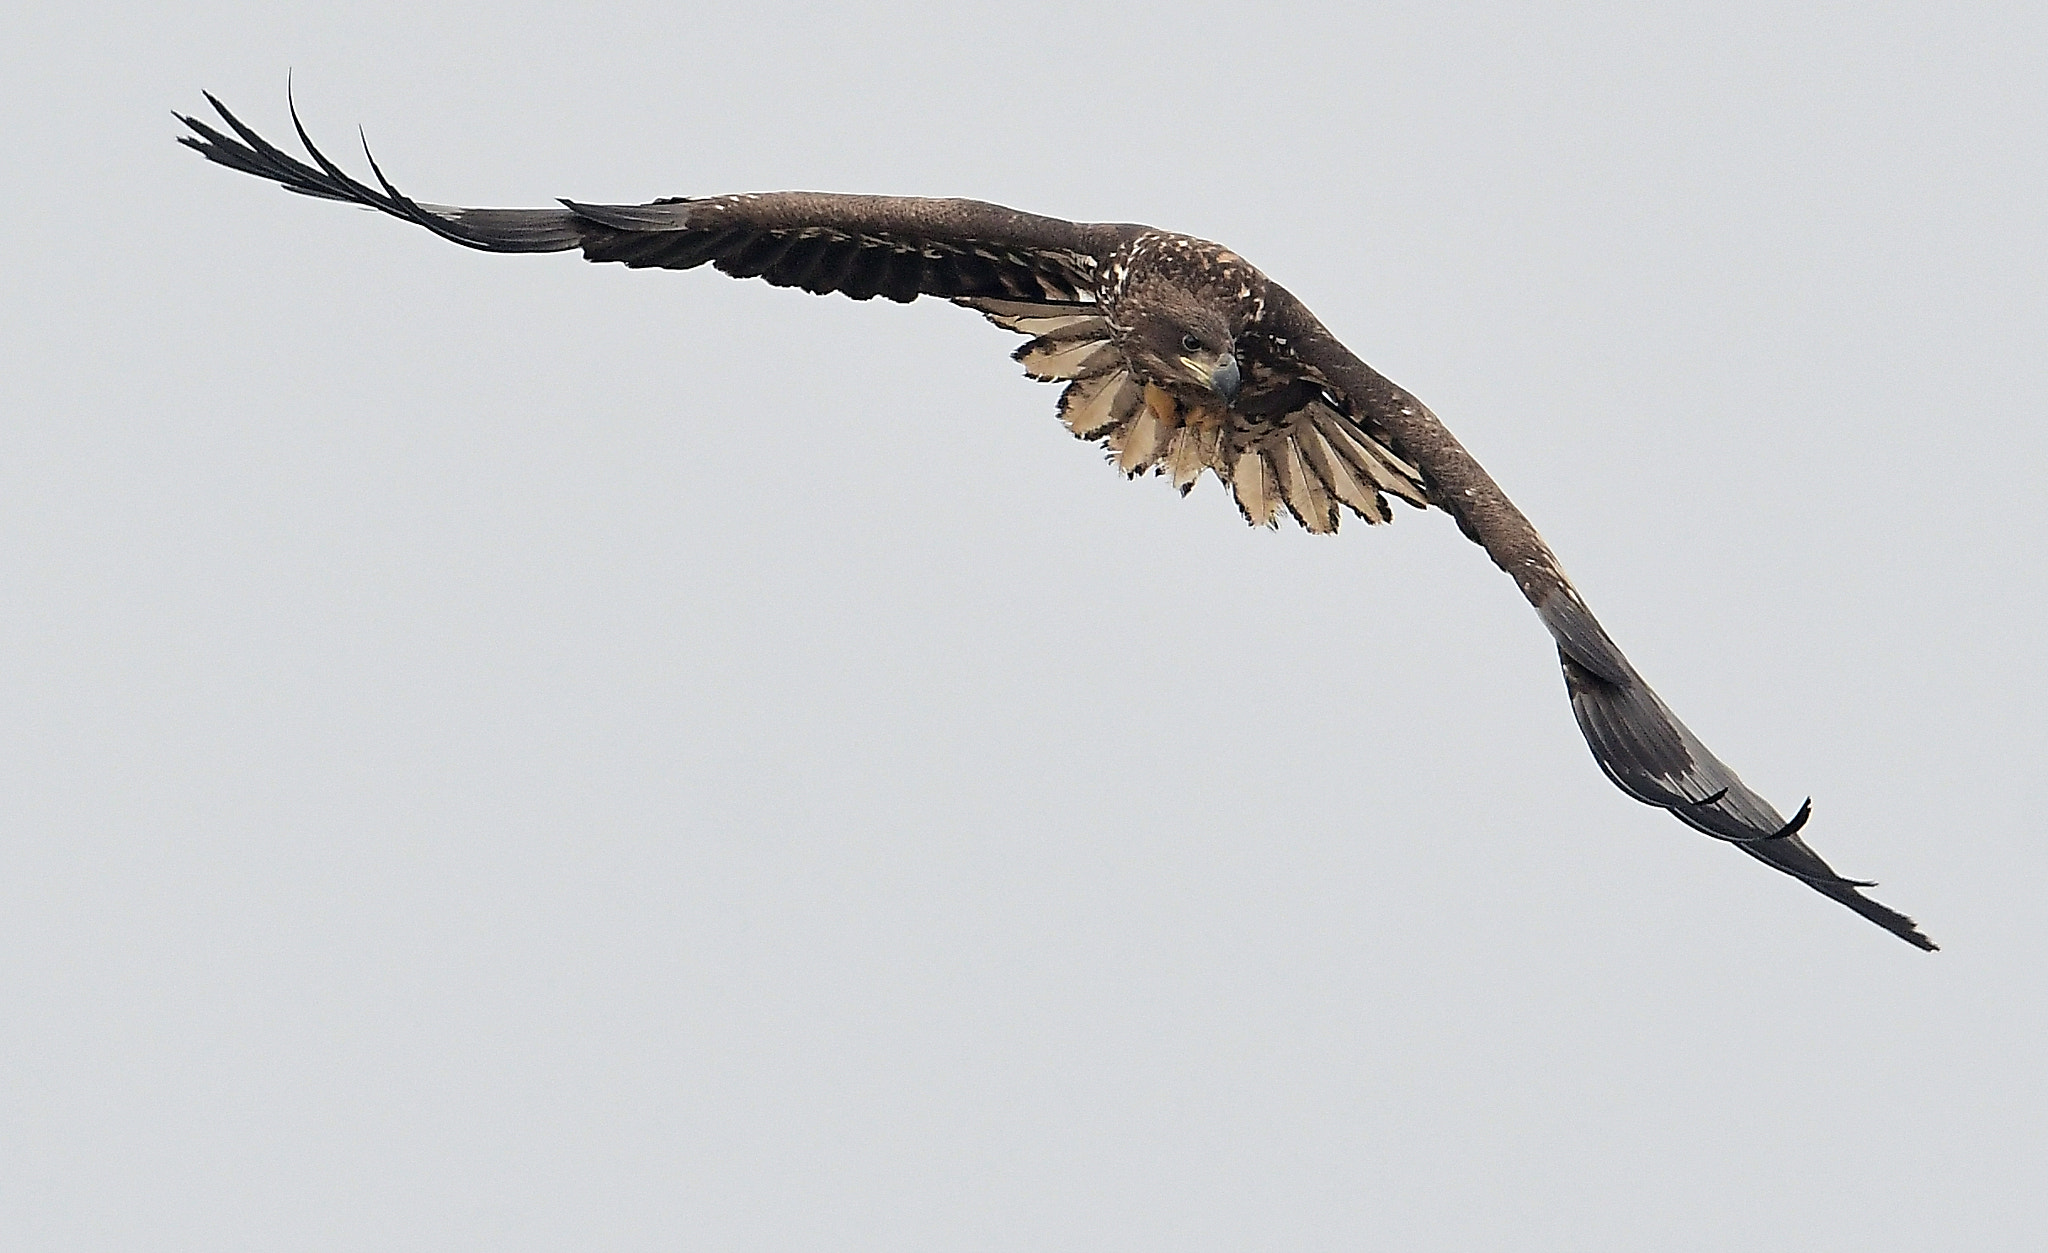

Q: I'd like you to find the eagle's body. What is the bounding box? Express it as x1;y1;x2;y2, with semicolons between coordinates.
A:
177;93;1936;950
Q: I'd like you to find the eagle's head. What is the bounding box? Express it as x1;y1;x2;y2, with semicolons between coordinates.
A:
1103;233;1266;409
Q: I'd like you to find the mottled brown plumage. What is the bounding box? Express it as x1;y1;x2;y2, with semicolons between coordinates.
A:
175;91;1935;950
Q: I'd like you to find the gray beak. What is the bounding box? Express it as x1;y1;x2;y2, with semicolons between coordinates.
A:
1208;353;1241;404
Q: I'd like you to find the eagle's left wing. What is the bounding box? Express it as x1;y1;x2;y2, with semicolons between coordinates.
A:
1263;285;1937;950
176;92;1125;305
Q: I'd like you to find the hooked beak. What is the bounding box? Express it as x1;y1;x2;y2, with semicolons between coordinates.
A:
1181;352;1240;404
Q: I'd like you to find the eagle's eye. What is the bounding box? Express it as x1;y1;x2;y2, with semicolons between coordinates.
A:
1180;333;1203;353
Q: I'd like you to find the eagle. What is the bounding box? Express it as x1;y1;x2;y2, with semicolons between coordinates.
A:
177;91;1936;951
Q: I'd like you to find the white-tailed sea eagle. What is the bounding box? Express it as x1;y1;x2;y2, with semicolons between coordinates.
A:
176;91;1936;950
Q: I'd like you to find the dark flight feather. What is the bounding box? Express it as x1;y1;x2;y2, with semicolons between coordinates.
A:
176;91;1936;951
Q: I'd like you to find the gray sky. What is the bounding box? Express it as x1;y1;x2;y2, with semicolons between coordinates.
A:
7;2;2046;1248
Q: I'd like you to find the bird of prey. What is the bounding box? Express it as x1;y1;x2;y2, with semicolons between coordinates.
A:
177;90;1936;951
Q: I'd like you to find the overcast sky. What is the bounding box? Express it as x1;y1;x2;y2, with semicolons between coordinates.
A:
7;2;2046;1249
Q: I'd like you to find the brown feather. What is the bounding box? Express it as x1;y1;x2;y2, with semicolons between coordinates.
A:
1058;371;1140;440
1230;447;1280;528
1311;407;1427;506
1117;399;1176;476
1295;424;1388;523
1164;426;1207;493
1274;436;1338;533
1017;335;1117;382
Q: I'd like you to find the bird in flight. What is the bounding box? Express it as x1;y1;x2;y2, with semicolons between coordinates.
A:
177;90;1935;950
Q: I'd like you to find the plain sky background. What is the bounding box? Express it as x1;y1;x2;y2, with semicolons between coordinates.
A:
6;2;2045;1248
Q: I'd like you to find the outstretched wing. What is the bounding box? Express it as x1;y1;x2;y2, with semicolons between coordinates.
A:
1266;286;1936;950
177;92;1118;304
963;297;1428;532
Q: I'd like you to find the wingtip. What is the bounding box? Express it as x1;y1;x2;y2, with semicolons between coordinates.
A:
1553;604;1937;949
1881;906;1940;951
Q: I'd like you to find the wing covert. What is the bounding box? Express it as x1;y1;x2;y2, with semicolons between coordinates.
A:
963;297;1429;532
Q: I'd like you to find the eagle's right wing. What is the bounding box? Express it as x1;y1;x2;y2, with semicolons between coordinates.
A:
1266;284;1937;951
177;92;1123;305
